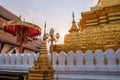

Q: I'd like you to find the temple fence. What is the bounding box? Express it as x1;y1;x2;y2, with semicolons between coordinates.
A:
52;49;120;80
0;49;120;80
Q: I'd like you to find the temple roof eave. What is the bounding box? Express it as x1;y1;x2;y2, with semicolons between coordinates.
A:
0;6;20;21
96;0;120;8
0;30;41;52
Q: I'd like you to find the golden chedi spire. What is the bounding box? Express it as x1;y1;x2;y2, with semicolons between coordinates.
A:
96;0;120;8
29;22;54;80
69;12;79;33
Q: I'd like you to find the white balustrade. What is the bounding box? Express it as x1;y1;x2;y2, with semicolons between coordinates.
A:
0;49;120;80
94;50;104;66
53;49;120;80
57;51;66;70
85;50;94;66
0;53;38;73
58;51;66;66
0;49;120;68
0;55;4;64
67;51;74;66
53;52;58;66
116;49;120;66
22;54;29;65
16;54;22;65
105;49;116;66
9;54;16;65
53;49;120;67
28;53;36;65
4;54;10;64
75;50;84;66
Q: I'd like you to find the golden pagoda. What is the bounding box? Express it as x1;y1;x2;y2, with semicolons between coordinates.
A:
52;0;120;53
69;12;79;33
29;25;54;80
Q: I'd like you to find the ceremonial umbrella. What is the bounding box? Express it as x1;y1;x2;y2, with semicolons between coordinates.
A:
3;21;41;53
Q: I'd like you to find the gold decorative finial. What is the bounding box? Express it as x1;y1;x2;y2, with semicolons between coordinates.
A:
43;21;46;41
72;12;75;23
72;12;75;20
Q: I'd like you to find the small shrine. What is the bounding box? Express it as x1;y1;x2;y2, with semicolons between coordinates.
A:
29;27;54;80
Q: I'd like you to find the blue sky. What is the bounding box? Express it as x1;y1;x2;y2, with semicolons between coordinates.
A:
0;0;98;44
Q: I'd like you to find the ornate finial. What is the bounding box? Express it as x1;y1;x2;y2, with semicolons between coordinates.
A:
72;12;75;23
43;21;46;41
69;12;79;33
44;21;46;28
72;12;75;19
44;21;46;34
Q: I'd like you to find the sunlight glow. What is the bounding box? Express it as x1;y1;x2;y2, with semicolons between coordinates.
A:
60;32;65;39
56;32;66;44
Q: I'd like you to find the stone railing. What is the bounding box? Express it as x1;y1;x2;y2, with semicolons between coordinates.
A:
0;53;39;72
53;49;120;80
0;49;120;80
